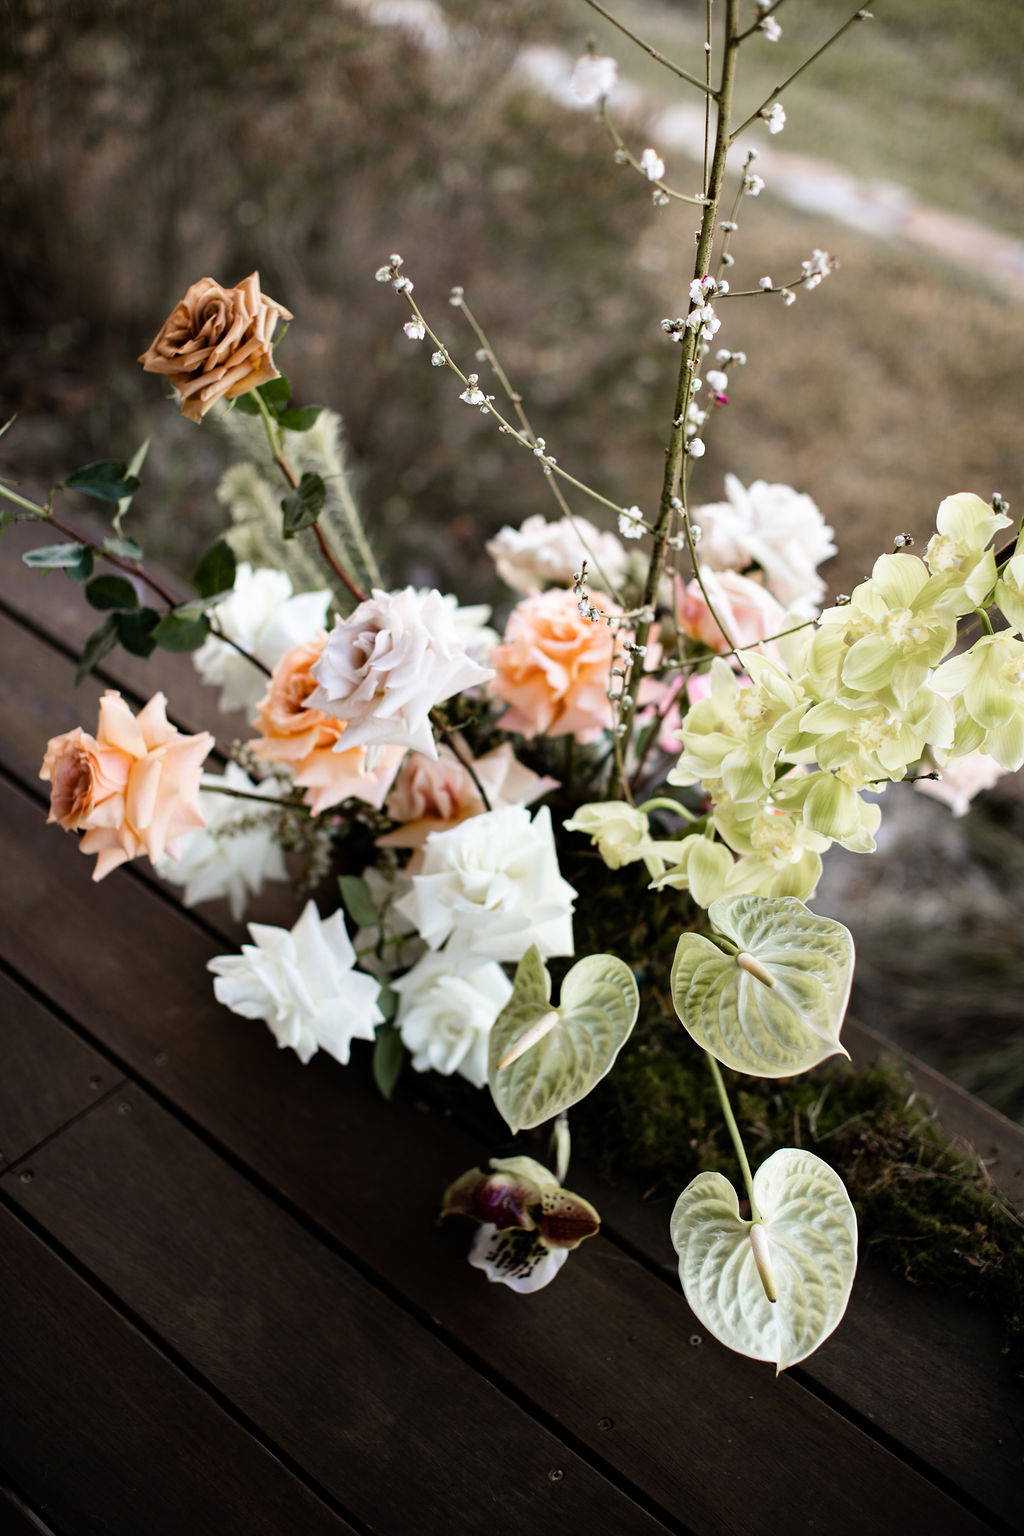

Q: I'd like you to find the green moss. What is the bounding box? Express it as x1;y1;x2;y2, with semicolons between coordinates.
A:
565;864;1024;1371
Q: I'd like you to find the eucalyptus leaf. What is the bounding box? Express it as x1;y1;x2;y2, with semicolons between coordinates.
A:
23;542;91;569
74;615;119;684
85;574;138;611
151;610;211;652
671;894;853;1078
103;537;144;561
278;405;322;433
113;437;149;532
234;374;292;417
193;538;237;599
670;1148;858;1371
116;606;160;658
64;459;140;504
339;874;378;929
281;471;327;538
488;946;639;1133
372;1023;405;1101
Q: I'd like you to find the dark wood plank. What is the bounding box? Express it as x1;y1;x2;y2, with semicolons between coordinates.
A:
0;1204;355;1536
3;1088;666;1536
0;1483;61;1535
0;775;994;1536
0;969;122;1169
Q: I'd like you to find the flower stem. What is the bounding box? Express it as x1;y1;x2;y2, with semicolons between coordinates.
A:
730;8;872;141
706;1050;760;1220
578;0;719;97
203;783;306;810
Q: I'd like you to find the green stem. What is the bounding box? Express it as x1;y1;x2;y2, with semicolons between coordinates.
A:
706;1051;760;1219
638;796;696;820
974;607;994;636
203;783;306;810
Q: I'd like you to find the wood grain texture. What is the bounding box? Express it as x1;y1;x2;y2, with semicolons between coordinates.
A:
3;1089;666;1536
0;1483;61;1535
0;1204;355;1536
0;968;122;1169
0;775;995;1536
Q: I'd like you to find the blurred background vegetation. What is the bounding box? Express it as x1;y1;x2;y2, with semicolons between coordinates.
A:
2;0;1023;1115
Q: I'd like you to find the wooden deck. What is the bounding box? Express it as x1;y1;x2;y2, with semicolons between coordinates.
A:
2;519;1023;1536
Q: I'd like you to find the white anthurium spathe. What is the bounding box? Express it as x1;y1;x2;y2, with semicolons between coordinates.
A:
488;945;639;1133
671;894;853;1078
395;804;576;963
208;900;383;1065
193;564;332;715
391;951;512;1089
155;762;289;920
309;587;494;758
670;1148;858;1371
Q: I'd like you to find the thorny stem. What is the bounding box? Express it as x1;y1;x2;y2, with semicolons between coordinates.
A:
615;0;743;790
730;8;873;141
579;0;719;98
706;1051;760;1219
454;295;626;603
599;100;709;206
253;390;369;606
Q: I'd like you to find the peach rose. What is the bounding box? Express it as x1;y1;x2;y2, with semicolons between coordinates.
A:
40;692;213;881
490;588;620;742
676;569;787;656
138;271;292;424
378;741;558;849
251;634;402;815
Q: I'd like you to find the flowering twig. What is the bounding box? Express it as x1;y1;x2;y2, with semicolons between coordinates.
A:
730;8;873;141
599;101;708;207
451;292;626;603
735;0;789;45
578;0;719;98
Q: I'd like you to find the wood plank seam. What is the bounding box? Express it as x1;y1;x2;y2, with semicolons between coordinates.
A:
0;1191;379;1536
0;1476;65;1536
0;951;693;1536
1;1077;128;1178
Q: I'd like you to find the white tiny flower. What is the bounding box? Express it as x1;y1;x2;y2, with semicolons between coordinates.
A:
687;438;706;458
156;762;289;921
431;350;446;366
760;16;782;40
652;188;670;207
705;369;729;392
780;287;796;306
763;102;786;133
392;952;511;1088
393;275;413;293
570;52;618;105
193;564;332;717
375;265;394;283
460;373;486;406
310;587;494;759
745;173;766;196
758;275;774;290
208;901;383;1066
618;505;646;540
639;147;665;181
395;805;576;964
449;286;464;305
403;317;426;341
486;514;629;593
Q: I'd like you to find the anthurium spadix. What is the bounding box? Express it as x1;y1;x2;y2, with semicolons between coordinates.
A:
488;945;639;1133
670;1148;858;1370
671;894;854;1077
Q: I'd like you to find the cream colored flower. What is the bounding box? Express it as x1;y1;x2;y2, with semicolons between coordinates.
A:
194;564;332;716
392;952;511;1088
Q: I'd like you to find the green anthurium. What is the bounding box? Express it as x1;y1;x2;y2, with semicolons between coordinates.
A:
671;894;853;1078
670;1147;858;1371
488;946;639;1133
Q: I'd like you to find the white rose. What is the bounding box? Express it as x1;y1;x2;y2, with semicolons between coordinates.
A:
486;514;628;596
693;474;836;615
156;762;288;920
194;564;332;715
395;804;576;963
208;900;382;1065
392;952;512;1088
309;587;494;758
428;591;499;661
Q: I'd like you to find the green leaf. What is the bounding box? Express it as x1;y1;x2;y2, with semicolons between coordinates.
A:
670;1148;858;1370
116;606;160;658
65;546;95;582
113;438;149;532
233;374;292;417
151;610;211;652
193;538;237;600
281;471;326;538
377;982;398;1023
23;542;92;572
0;414;16;442
670;894;854;1079
339;874;378;929
372;1024;405;1100
488;946;640;1133
64;459;140;504
278;405;322;433
75;615;118;684
103;537;144;561
85;574;138;611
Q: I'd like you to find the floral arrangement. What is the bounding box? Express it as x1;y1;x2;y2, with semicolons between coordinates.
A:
8;0;1022;1373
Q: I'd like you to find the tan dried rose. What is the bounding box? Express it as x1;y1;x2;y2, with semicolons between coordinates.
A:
138;271;292;423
